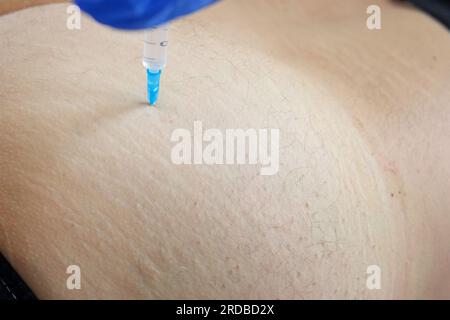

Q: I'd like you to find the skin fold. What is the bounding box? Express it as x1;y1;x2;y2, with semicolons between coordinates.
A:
0;0;449;299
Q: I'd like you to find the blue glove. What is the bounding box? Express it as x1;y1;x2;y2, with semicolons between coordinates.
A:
74;0;219;30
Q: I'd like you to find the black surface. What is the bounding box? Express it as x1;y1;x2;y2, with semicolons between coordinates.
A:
0;254;36;300
409;0;450;29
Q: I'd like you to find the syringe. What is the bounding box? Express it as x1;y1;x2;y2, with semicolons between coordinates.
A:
143;24;169;106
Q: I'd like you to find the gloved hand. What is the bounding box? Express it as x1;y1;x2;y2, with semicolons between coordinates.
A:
74;0;219;30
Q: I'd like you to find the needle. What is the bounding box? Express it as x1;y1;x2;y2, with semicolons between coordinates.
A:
147;69;161;106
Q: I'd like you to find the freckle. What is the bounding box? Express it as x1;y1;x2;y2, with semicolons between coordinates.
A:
305;202;309;209
432;56;437;61
390;193;394;197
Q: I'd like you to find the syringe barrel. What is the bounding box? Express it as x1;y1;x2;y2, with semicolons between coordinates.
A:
143;24;169;72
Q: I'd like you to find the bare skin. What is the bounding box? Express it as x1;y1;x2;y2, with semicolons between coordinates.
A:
0;0;450;299
0;0;66;15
